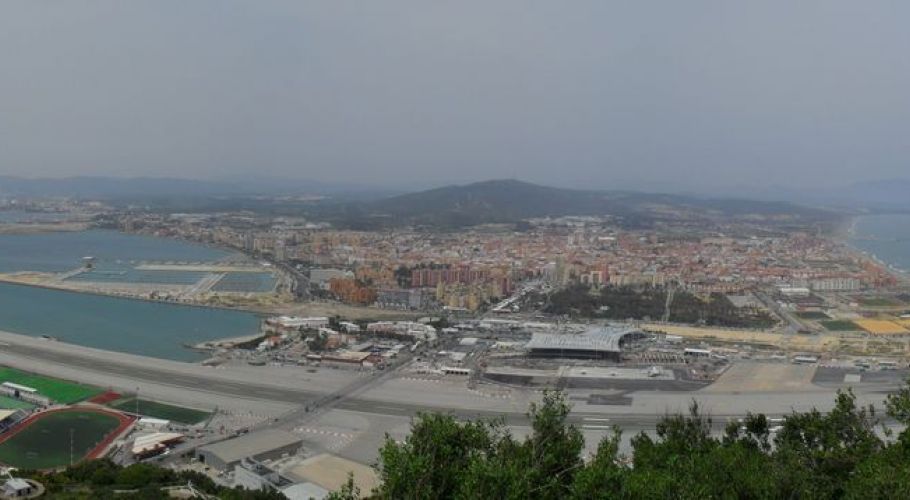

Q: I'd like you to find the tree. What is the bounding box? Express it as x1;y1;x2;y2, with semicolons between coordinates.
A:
373;391;583;499
374;412;498;499
773;389;882;497
307;330;329;352
327;473;361;500
360;382;910;499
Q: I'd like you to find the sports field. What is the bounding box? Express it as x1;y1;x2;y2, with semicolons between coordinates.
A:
855;319;908;336
110;398;211;425
0;409;128;469
796;311;829;320
0;367;102;404
821;320;860;332
856;297;903;307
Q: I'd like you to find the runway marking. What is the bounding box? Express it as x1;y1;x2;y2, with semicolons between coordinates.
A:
375;405;406;411
295;427;354;438
583;417;611;422
582;425;614;430
294;427;358;452
467;388;512;399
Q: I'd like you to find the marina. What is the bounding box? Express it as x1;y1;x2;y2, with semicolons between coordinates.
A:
0;230;272;361
0;281;262;362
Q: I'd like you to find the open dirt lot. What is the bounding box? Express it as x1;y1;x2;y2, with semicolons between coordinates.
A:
702;362;817;393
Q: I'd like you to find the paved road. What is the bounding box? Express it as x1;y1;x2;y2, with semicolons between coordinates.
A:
270;259;310;299
754;290;811;333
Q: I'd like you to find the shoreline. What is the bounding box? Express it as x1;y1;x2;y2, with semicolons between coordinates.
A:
839;215;910;285
192;332;265;350
0;279;268;362
0;221;91;235
0;274;274;316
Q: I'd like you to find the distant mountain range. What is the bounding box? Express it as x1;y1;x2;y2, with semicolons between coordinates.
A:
0;176;240;198
0;175;874;228
0;175;400;200
322;179;837;229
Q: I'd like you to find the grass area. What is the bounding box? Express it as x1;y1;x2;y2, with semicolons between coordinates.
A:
0;367;102;404
109;398;211;425
0;395;34;410
821;320;860;331
796;311;830;320
0;410;121;469
856;297;903;307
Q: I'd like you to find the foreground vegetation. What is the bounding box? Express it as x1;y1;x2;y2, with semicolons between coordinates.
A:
20;460;285;499
368;387;910;499
21;382;910;498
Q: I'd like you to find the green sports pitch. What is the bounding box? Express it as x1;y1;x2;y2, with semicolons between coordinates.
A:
821;320;860;331
0;367;102;404
109;398;211;425
0;410;123;469
796;311;830;320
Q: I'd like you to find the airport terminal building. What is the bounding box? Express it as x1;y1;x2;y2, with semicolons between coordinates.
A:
525;326;645;361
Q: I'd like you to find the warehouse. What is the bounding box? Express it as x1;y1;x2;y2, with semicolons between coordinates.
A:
197;429;303;470
525;326;645;361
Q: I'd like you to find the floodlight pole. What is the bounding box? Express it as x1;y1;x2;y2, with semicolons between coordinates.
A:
70;428;74;466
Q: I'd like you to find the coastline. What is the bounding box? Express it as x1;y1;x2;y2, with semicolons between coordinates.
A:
0;221;90;235
0;281;266;362
839;214;910;284
0;273;274;316
0;226;290;314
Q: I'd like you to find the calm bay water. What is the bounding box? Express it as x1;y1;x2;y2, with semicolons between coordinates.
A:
0;229;233;273
0;230;259;361
0;282;260;361
849;214;910;272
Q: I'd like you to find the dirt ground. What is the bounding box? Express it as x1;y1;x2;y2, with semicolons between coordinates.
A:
702;362;817;393
284;453;380;493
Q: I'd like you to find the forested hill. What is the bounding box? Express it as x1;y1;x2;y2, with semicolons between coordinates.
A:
337;179;837;229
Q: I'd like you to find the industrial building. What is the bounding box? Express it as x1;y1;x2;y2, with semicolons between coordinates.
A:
524;326;645;361
266;316;329;331
233;458;295;492
132;432;184;459
197;429;302;470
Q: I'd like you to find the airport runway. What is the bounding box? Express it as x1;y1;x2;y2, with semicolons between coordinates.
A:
0;338;538;422
0;329;894;428
0;341;322;403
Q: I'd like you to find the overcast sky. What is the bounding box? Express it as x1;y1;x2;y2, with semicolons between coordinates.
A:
1;1;908;192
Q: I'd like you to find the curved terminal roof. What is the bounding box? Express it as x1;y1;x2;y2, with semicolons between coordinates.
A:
525;326;641;353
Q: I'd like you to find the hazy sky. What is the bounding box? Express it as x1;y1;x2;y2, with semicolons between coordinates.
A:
1;1;908;192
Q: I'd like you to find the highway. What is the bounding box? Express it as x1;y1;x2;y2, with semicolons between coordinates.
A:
754;290;812;333
269;258;310;299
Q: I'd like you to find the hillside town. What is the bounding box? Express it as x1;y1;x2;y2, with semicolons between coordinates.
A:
102;211;897;314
